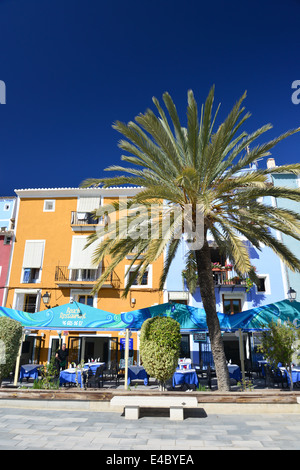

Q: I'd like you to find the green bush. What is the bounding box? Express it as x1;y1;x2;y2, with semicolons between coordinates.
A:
0;317;23;385
140;316;181;390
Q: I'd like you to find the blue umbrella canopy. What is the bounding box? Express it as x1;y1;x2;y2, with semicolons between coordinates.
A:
226;299;300;331
125;302;231;331
0;302;231;331
6;299;296;332
0;303;126;331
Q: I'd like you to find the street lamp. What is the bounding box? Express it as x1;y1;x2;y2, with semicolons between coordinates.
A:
42;291;51;305
287;287;297;302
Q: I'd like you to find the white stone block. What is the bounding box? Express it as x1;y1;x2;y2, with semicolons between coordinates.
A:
169;406;184;420
125;405;140;419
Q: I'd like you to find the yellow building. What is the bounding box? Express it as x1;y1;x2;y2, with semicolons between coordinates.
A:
4;187;164;367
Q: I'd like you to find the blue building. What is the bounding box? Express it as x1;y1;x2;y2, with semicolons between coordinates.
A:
0;197;16;231
268;157;300;302
164;160;296;366
0;197;17;306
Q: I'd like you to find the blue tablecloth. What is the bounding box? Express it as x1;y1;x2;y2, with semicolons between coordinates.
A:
281;367;300;384
172;369;199;388
84;362;105;375
20;364;42;382
228;364;242;381
59;369;86;388
127;366;148;385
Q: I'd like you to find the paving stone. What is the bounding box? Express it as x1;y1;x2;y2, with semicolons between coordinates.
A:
1;407;300;450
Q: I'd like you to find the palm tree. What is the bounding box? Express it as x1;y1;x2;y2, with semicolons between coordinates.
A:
82;86;300;391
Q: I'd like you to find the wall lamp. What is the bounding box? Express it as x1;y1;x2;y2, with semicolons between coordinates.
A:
287;287;297;302
42;291;51;305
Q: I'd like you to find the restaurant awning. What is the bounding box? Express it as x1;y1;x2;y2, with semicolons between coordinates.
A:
123;302;231;331
0;302;227;332
3;300;297;333
0;303;119;331
226;299;300;331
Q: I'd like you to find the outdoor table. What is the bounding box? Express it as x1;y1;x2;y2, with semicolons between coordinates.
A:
84;362;105;375
172;368;199;388
280;367;300;385
228;364;242;381
59;368;88;388
19;364;43;382
127;366;149;385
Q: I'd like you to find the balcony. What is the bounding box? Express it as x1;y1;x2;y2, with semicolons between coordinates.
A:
70;211;103;231
213;270;246;289
54;266;120;289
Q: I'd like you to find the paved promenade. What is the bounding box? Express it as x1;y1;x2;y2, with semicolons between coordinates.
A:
0;406;299;450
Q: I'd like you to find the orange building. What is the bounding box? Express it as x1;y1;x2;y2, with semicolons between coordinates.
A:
4;187;164;367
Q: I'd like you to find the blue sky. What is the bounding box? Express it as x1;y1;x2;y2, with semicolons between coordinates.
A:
0;0;299;196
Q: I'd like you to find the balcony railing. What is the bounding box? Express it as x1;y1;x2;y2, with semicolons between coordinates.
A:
71;211;101;226
213;270;246;287
55;266;120;289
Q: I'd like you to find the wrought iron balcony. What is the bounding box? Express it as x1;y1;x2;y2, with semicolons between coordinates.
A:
213;270;246;288
71;211;102;228
55;265;120;289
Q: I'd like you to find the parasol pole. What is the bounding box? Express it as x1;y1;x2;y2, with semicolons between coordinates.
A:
124;328;129;390
238;328;246;385
14;329;27;386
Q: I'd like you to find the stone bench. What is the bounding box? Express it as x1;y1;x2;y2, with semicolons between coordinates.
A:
110;395;198;420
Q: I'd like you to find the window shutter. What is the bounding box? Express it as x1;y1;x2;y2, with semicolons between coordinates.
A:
68;236;99;269
22;241;45;268
77;197;100;213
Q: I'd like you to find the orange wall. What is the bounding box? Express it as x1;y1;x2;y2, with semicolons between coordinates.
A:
6;195;164;312
6;193;164;365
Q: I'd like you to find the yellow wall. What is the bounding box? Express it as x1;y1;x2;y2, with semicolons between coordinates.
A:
6;191;164;366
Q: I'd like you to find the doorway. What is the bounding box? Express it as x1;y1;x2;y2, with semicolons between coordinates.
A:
81;336;111;363
179;334;190;358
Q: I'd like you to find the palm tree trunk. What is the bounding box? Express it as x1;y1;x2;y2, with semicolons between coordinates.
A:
194;240;230;392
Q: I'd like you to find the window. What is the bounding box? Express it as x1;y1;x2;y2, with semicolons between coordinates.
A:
71;291;96;307
129;269;148;286
125;265;152;288
223;298;241;315
4;235;12;245
43;200;55;212
4;203;10;211
24;294;38;313
179;335;190;358
255;275;270;294
22;240;45;284
70;269;98;282
210;247;226;266
13;290;40;313
78;295;94;306
257;276;266;292
23;268;40;284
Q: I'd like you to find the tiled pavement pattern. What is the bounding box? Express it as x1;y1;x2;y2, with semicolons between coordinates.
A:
0;407;300;450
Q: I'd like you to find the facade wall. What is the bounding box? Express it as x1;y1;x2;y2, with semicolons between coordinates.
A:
4;188;164;366
164;168;295;366
0;197;16;306
272;172;300;302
